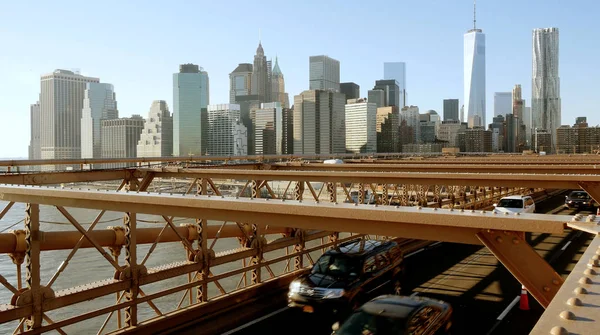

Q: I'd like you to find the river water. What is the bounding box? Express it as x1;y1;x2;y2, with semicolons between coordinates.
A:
0;201;329;334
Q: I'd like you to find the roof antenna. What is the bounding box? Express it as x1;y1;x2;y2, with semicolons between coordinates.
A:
473;0;477;30
259;28;261;43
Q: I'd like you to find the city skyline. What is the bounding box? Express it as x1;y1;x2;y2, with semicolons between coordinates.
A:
2;0;598;157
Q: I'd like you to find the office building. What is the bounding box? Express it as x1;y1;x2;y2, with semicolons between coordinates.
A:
464;127;492;152
400;105;421;144
383;62;407;107
251;43;270;102
254;102;283;155
376;106;400;153
533;129;552;153
293;90;345;154
490;115;505;152
309;55;340;92
532;27;561;151
282;107;294;154
101;116;144;168
443;99;459;121
229;63;253;103
235;94;261;155
464;4;486;127
39;69;99;169
207;104;247;156
340;82;360;101
438;120;463;148
345;100;377;153
271;57;290;109
494;92;512;117
80;83;119;163
576;117;587;125
29;102;41;160
173;64;209;156
367;89;385;108
373;80;401;107
137;100;173;158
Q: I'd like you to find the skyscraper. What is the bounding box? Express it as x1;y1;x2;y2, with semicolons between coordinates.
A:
254;102;283;155
81;83;118;162
229;63;253;103
101;116;144;168
173;64;209;156
309;56;340;92
464;3;486;128
373;80;401;107
282;107;294;155
293;90;345;154
29;102;41;160
493;92;512;117
207;104;247;156
345;100;377;153
39;69;99;168
270;57;290;108
443;99;459;121
532;27;560;150
137;100;173;158
376;106;400;153
383;62;407;107
251;43;270;102
340;82;360;101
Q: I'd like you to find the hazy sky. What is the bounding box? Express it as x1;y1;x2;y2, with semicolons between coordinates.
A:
1;0;598;158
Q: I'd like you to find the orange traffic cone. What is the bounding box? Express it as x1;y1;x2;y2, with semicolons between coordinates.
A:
519;285;530;311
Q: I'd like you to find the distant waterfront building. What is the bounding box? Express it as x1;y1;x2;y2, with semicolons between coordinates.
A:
490;115;506;152
345;100;377;153
383;62;407;107
438;120;463;148
101;116;144;168
443;99;459;121
207;104;247;156
40;69;99;168
229;63;253;103
464;3;486;128
80;83;118;165
400;106;421;145
137;100;173;158
282;107;294;154
271;57;290;109
373;80;401;107
460;104;465;123
464;127;492;153
29;102;41;160
251;43;270;102
532;27;561;151
293;90;345;154
254;102;283;155
340;82;360;101
309;55;340;92
523;105;532;145
173;63;209;157
376;106;400;153
493;92;512;117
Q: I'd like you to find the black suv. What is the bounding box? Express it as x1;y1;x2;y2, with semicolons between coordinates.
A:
565;190;595;210
288;239;404;316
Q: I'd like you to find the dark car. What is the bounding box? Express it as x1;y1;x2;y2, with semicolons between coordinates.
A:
288;239;404;316
332;295;453;335
565;191;595;210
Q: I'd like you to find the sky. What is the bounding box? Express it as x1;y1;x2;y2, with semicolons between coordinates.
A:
0;0;598;158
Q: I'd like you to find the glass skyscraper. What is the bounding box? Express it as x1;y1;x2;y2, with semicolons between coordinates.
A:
493;92;512;117
173;64;209;156
309;56;340;92
464;24;486;128
383;62;406;107
81;83;118;161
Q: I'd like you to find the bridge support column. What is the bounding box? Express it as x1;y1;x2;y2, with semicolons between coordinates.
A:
327;182;337;203
477;230;563;308
25;203;42;330
197;179;208;302
250;225;265;284
123;212;139;327
358;183;365;204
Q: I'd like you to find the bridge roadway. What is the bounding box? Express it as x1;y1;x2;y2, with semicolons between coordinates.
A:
184;192;593;335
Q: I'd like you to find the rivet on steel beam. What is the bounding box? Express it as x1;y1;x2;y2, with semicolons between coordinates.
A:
512;238;519;245
588;259;600;267
593;255;600;261
195;194;198;197
334;202;337;205
584;268;597;276
495;236;503;243
395;206;399;209
543;286;551;292
567;297;583;306
552;279;560;286
574;287;588;295
481;210;486;214
235;196;239;199
126;190;130;193
460;209;464;212
449;208;454;211
595;249;600;255
433;207;437;211
299;200;303;203
550;326;568;335
281;199;285;202
221;195;225;199
578;277;592;285
354;202;357;206
417;206;422;210
559;310;576;320
515;212;520;216
504;212;509;215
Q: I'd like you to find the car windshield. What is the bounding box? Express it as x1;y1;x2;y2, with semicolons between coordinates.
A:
337;310;406;335
496;199;523;208
569;192;589;199
311;255;360;277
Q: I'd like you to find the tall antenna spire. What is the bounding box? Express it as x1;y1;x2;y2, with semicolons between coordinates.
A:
259;28;261;43
473;0;477;30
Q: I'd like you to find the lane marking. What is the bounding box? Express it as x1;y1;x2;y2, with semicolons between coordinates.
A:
410;291;419;297
222;306;289;334
405;248;424;258
560;241;572;251
430;241;442;247
496;296;520;321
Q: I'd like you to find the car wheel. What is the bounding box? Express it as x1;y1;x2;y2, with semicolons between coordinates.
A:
393;279;402;295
